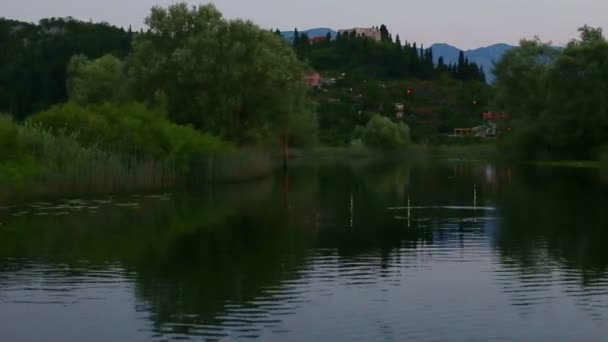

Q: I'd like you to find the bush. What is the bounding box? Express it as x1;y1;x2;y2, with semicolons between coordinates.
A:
360;115;410;150
28;102;231;163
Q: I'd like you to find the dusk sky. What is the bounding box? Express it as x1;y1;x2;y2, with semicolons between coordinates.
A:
1;0;607;49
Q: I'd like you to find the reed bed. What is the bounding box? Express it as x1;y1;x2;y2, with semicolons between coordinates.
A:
1;124;274;204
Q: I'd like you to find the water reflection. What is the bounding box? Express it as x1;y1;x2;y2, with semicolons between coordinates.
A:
0;160;607;341
495;166;608;321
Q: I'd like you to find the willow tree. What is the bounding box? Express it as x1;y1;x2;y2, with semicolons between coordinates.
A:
129;2;315;146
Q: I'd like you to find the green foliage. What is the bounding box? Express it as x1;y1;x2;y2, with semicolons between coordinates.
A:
493;38;558;121
0;115;20;158
2;101;267;201
359;115;410;150
293;26;485;82
0;17;132;119
28;102;231;171
67;54;129;105
288;105;319;147
313;76;491;146
494;27;608;160
129;3;313;145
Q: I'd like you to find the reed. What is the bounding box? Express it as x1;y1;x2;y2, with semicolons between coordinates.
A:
189;148;274;184
1;122;178;203
0;103;280;204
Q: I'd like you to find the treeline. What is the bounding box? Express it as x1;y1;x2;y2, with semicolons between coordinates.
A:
0;17;133;119
0;3;315;198
283;25;485;82
494;26;608;160
1;5;315;145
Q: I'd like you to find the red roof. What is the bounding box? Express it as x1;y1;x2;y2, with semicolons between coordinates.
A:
483;112;510;120
309;36;329;43
304;72;322;86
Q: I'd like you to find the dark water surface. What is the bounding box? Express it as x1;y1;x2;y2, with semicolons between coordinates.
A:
1;160;608;341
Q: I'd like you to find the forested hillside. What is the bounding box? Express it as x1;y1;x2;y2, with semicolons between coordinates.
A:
278;25;491;145
0;18;132;119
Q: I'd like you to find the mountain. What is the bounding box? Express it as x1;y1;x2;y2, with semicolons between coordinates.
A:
430;43;515;82
281;28;337;42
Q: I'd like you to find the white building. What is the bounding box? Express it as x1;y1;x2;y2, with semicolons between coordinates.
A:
338;27;382;41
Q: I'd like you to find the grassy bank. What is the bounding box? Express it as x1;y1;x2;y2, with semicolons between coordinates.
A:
0;104;278;204
523;160;608;169
300;141;498;162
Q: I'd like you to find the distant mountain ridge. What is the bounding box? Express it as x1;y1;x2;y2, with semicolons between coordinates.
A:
430;43;516;82
281;28;337;42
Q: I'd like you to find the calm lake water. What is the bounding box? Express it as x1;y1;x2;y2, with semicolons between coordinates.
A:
1;159;608;341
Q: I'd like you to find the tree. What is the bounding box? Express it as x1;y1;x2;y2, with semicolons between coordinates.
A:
67;54;129;105
360;114;410;150
299;32;310;45
494;27;608;159
578;25;604;45
129;3;314;145
542;27;608;158
457;51;466;78
493;38;557;120
293;28;300;46
379;25;390;42
437;56;446;69
0;17;131;119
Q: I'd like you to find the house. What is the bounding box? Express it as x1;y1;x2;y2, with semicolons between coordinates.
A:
482;112;510;121
309;36;329;44
304;72;322;87
337;27;382;41
322;77;336;86
394;103;405;118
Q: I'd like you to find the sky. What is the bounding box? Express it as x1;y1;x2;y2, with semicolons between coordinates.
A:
1;0;607;49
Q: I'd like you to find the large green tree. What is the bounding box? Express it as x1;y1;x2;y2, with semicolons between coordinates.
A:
494;26;608;159
128;3;314;145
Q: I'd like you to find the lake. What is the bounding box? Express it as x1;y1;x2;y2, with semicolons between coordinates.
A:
1;159;607;341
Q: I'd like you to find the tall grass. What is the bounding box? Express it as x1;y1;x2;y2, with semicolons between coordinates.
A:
1;122;177;203
0;110;276;204
191;148;274;183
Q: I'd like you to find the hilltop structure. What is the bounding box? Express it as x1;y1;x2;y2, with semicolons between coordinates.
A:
337;27;381;41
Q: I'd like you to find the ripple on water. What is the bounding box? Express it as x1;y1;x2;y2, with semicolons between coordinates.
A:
0;260;136;305
2;196;608;341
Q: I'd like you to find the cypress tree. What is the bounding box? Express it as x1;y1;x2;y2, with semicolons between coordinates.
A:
293;28;300;46
379;24;390;42
437;56;446;71
457;51;466;79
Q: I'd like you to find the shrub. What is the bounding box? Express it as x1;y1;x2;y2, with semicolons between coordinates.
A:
28;102;231;163
360;115;410;150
